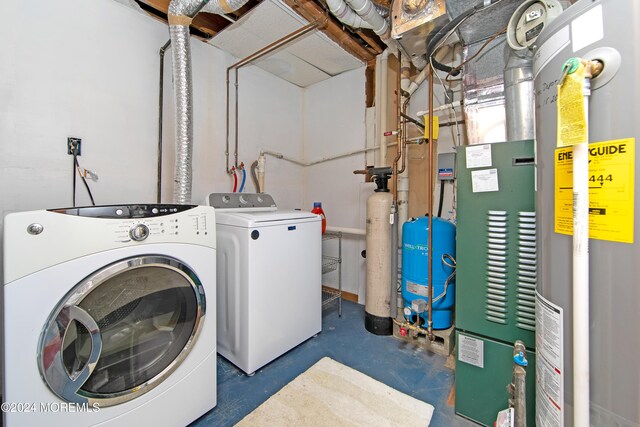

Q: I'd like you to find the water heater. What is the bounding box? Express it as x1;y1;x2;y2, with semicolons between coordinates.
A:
534;1;639;425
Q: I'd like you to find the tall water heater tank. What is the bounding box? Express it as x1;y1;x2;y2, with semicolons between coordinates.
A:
401;217;456;330
534;1;639;425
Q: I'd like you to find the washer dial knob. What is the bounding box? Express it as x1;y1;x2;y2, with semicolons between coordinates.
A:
129;223;150;241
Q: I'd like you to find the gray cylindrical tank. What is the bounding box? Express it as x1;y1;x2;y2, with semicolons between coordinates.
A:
365;190;393;335
534;1;640;425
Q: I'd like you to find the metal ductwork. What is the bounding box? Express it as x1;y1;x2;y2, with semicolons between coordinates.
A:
391;0;526;69
168;0;249;204
504;50;534;142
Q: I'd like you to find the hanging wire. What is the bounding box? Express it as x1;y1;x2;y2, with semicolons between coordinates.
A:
432;253;457;304
72;152;77;207
445;25;508;82
72;151;96;206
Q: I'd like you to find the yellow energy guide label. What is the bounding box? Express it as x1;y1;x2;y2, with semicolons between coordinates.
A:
554;138;635;243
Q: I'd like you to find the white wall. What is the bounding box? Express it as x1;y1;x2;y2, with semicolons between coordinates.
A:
161;43;305;209
0;0;306;258
0;0;172;279
302;68;368;301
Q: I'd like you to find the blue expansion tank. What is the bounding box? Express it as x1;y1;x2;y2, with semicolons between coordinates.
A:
401;216;456;329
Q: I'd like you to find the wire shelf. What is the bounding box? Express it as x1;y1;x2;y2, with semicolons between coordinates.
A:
322;287;341;307
322;256;340;274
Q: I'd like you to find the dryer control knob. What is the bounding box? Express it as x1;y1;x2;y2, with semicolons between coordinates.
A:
129;223;150;241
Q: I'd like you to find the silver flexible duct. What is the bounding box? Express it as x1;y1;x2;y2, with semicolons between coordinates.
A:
168;0;205;204
202;0;250;14
168;0;249;204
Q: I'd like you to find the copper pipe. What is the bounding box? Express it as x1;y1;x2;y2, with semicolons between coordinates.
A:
397;97;410;175
427;66;435;341
225;21;320;173
392;52;402;203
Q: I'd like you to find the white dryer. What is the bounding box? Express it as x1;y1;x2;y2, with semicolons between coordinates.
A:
207;193;321;376
2;204;217;427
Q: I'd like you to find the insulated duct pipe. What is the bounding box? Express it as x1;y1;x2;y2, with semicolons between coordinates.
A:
168;0;251;205
504;50;535;141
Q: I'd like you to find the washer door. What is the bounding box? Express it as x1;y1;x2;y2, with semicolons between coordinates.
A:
38;255;206;407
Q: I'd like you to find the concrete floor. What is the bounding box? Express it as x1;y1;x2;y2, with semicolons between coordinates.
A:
191;300;477;426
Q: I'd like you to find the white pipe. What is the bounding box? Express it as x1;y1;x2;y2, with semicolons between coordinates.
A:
326;226;366;236
345;0;388;35
325;0;372;29
377;50;389;167
573;74;591;427
261;141;399;167
417;100;462;116
398;56;411;243
257;153;265;193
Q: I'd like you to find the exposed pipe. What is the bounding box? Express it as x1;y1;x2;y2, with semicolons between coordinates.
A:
504;49;534;141
345;0;388;36
510;340;529;427
426;66;435;341
157;39;171;203
257;153;265;193
326;0;372;30
225;22;320;174
261;141;399;167
326;225;366;236
571;60;592;427
389;52;402;320
250;160;260;193
377;50;390;167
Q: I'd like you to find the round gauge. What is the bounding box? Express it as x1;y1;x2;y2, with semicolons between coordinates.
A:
403;307;412;317
507;0;563;50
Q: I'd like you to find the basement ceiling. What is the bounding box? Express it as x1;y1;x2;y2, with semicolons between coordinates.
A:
132;0;382;86
210;0;364;87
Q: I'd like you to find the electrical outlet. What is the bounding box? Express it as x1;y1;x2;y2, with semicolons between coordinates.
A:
67;137;82;156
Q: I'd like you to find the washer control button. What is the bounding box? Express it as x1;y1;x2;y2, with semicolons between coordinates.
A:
129;223;150;241
152;208;159;214
115;209;124;216
27;223;44;235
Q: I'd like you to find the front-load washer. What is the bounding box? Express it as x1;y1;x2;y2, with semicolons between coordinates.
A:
2;204;216;427
206;193;321;375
